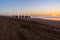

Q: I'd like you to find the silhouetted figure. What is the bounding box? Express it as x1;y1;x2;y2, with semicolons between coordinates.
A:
28;16;31;18
12;15;15;18
15;15;18;18
12;15;31;19
22;15;24;18
19;15;22;18
25;16;29;19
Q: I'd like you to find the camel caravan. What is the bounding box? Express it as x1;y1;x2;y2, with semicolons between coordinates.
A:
12;15;31;19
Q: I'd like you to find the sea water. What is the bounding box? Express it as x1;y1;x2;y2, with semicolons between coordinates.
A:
31;16;60;21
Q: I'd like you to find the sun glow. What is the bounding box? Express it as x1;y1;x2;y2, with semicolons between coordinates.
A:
52;14;56;17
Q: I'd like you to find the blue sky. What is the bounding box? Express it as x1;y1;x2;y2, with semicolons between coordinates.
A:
0;0;60;16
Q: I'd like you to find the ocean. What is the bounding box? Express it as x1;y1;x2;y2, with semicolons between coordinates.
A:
31;16;60;21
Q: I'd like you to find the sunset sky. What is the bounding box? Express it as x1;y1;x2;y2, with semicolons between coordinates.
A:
0;0;60;16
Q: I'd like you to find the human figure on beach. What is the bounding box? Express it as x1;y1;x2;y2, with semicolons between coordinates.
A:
12;15;31;19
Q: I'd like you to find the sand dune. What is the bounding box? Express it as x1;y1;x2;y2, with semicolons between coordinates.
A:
0;16;60;40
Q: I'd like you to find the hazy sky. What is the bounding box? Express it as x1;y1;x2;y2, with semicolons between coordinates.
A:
0;0;60;16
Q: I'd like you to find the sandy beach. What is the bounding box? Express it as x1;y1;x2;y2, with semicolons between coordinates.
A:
0;16;60;40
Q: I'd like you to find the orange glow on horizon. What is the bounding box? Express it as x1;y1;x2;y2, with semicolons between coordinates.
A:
1;10;60;16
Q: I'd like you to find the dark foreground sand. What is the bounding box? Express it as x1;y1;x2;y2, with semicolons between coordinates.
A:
0;16;60;40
